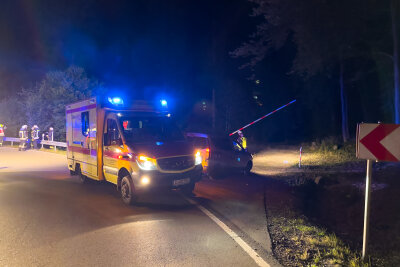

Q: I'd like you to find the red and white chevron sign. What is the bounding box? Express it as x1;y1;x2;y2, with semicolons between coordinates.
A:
356;123;400;162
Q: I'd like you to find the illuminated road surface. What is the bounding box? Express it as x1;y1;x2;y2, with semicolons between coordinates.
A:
0;147;279;267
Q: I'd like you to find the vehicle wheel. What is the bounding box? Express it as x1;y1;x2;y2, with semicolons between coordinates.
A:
121;176;136;205
76;165;87;184
244;161;253;175
181;182;196;196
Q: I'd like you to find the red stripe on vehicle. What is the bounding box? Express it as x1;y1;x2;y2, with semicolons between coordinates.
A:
68;146;97;156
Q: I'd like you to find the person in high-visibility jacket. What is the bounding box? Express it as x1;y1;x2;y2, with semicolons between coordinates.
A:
31;125;40;149
19;125;29;151
237;130;247;150
0;124;6;147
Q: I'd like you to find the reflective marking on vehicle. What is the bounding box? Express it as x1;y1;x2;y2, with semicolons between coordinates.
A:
184;197;271;267
104;166;118;175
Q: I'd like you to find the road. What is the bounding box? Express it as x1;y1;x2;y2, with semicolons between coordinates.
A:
0;147;280;267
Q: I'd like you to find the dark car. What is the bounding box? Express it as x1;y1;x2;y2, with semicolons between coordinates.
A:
185;132;253;178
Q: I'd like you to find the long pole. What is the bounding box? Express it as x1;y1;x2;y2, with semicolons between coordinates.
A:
362;159;373;260
229;99;296;136
212;88;216;131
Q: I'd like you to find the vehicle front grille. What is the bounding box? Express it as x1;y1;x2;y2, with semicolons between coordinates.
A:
157;156;195;171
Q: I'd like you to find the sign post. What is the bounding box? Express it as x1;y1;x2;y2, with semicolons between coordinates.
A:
356;123;400;260
362;159;372;259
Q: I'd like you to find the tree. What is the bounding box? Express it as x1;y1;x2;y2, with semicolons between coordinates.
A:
22;66;104;141
0;96;26;137
232;0;382;142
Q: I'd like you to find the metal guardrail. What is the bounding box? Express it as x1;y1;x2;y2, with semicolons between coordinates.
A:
40;140;67;148
3;137;19;145
3;137;67;150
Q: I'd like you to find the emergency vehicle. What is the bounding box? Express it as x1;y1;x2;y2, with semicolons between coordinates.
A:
66;97;203;205
185;132;253;177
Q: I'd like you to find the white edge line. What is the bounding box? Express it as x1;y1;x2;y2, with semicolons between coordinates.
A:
185;197;271;267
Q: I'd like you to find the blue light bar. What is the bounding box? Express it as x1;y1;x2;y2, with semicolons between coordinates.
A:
160;99;167;107
108;97;124;106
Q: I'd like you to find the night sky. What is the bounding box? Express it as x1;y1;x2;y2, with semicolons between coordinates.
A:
0;0;308;142
0;0;256;99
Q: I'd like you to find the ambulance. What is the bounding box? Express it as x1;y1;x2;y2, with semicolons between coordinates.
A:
66;97;203;205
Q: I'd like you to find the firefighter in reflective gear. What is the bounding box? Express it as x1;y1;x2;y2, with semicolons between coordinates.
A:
31;125;40;149
19;125;29;151
43;127;53;149
0;124;5;146
237;130;247;150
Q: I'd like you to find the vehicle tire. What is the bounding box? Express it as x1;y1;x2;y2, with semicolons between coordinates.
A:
76;165;87;184
181;182;195;196
244;161;253;175
120;176;136;205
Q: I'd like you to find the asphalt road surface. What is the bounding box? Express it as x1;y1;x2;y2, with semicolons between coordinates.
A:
0;147;280;267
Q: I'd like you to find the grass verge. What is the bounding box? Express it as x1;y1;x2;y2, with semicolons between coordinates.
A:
269;214;368;266
300;140;360;167
1;144;66;155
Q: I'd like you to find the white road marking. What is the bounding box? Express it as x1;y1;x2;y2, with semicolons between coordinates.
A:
185;197;271;267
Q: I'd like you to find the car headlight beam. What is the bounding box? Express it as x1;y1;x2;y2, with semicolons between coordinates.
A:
195;151;202;165
137;155;157;170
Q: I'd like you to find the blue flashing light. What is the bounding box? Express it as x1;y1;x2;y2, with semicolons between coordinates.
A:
108;97;124;106
112;97;122;104
160;99;168;107
156;141;164;146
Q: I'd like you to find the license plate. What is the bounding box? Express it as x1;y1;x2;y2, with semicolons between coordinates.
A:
173;178;190;186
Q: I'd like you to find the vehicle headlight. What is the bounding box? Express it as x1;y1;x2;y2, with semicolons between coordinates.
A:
137;155;157;170
195;151;202;165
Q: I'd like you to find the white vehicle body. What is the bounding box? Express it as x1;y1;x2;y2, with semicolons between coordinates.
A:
66;98;99;179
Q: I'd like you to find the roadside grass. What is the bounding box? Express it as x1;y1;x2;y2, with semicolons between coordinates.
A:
2;143;66;155
300;138;360;167
270;215;368;267
2;143;19;148
38;147;66;155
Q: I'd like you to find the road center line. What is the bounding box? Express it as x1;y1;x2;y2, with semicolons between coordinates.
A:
184;197;271;267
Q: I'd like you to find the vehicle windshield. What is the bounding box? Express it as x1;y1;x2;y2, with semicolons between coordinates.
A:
119;116;185;144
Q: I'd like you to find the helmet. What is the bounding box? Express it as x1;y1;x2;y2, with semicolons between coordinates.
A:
238;130;244;137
